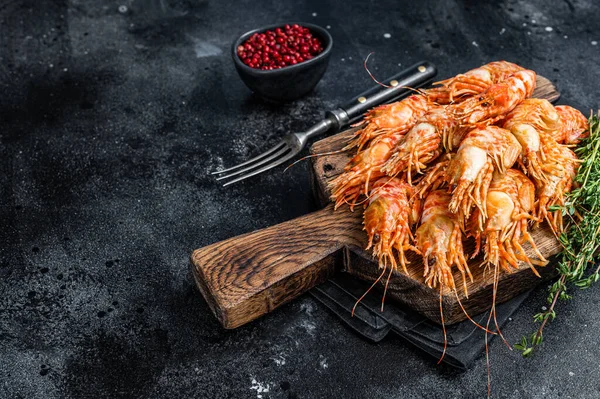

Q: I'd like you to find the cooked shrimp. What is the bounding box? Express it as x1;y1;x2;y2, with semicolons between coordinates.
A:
555;105;589;145
415;190;472;295
422;126;522;221
454;69;537;126
380;106;463;182
469;171;546;375
425;61;525;104
415;189;494;363
500;100;581;233
502;98;563;183
329;60;588;388
381;69;534;181
447;126;522;220
352;178;420;316
347;94;431;151
537;146;580;234
329;132;401;210
470;170;546;350
363;177;418;273
471;169;548;274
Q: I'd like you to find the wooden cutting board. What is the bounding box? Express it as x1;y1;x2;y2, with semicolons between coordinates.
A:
191;76;562;329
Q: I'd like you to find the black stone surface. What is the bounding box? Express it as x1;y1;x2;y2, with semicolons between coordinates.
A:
1;0;599;398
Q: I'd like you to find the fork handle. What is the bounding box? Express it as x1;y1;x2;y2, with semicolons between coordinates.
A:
326;61;437;129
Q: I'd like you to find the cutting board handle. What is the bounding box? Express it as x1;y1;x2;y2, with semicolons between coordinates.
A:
191;204;366;329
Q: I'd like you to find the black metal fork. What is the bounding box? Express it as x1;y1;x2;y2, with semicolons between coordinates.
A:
212;61;437;186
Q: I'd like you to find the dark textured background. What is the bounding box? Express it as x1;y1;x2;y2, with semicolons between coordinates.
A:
1;0;599;398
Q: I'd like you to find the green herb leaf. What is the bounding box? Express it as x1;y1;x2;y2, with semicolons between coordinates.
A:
523;112;600;357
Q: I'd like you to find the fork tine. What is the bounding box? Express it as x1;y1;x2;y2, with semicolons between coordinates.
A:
222;149;298;186
211;142;286;175
215;144;291;181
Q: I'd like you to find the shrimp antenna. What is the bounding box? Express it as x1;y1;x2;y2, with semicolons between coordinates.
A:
342;192;370;208
284;148;349;172
363;52;391;88
485;288;494;398
491;262;512;350
437;289;448;364
363;52;429;96
484;260;511;397
453;290;497;335
380;265;395;312
351;265;387;317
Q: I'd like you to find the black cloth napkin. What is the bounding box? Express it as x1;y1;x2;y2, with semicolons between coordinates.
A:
310;272;530;370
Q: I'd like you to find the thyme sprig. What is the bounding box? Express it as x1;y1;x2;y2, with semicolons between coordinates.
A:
515;112;600;357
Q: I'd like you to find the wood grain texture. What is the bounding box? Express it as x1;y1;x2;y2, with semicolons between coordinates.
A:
309;75;563;324
191;204;364;328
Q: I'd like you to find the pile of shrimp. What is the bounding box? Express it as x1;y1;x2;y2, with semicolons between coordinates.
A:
330;61;589;361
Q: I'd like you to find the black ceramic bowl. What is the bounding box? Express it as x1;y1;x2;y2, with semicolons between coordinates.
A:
232;22;332;102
